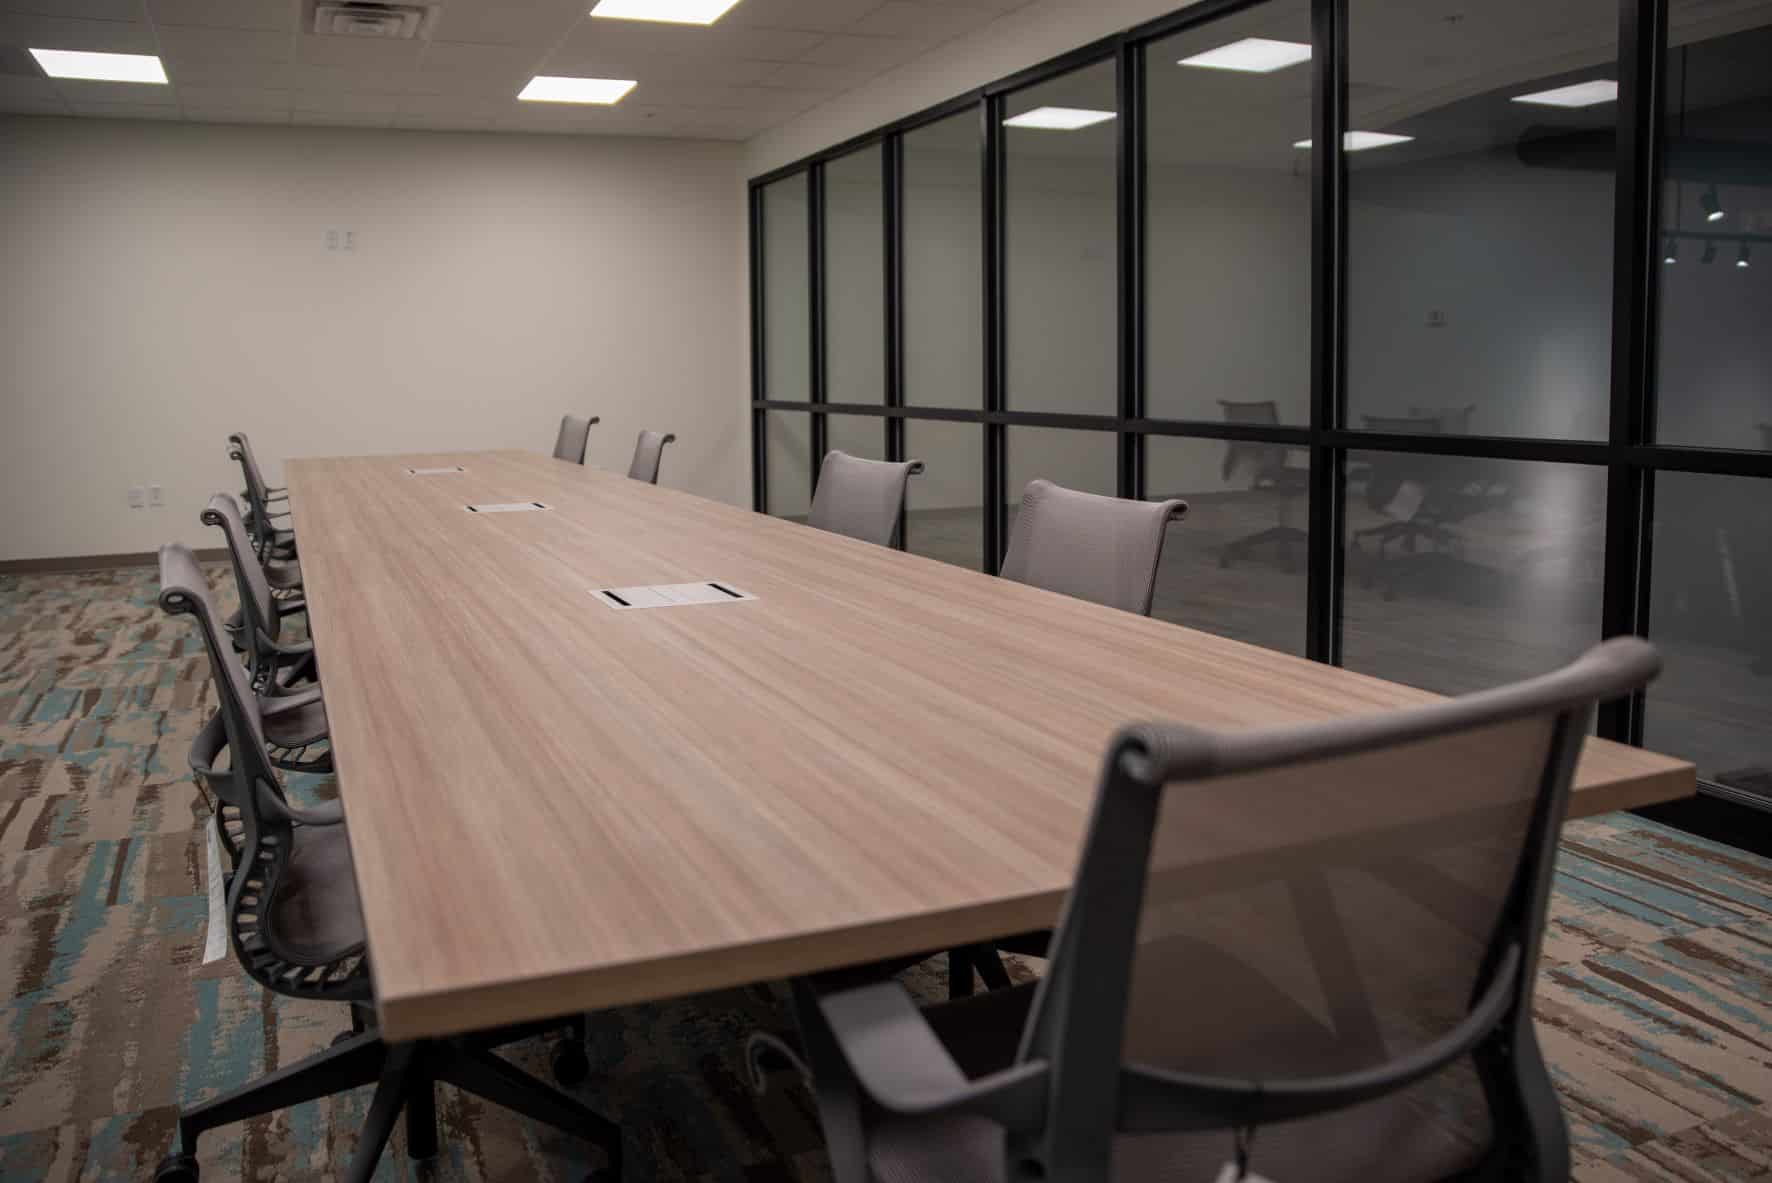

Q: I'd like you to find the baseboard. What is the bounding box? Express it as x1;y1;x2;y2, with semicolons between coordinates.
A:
0;547;228;575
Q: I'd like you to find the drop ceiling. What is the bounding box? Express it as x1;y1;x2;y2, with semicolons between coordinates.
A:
0;0;1037;139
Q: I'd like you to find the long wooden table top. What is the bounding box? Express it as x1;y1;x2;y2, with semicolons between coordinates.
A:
285;450;1694;1040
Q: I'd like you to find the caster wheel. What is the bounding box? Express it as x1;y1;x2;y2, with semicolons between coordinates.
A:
155;1153;199;1183
552;1043;590;1088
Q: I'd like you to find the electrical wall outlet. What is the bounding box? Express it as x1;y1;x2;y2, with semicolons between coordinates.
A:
149;484;164;508
128;487;145;509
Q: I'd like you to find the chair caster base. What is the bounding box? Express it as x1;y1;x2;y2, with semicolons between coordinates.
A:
552;1043;591;1088
155;1152;199;1183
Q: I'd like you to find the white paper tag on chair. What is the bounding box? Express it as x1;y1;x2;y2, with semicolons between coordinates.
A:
202;818;228;965
1215;1165;1277;1183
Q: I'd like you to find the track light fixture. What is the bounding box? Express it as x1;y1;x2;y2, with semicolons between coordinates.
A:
1702;185;1725;222
1740;241;1753;269
1663;237;1678;264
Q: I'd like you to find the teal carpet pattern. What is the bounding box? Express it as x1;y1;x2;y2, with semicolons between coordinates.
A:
2;566;1770;1181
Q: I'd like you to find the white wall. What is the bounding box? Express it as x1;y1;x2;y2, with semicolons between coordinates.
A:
0;115;746;562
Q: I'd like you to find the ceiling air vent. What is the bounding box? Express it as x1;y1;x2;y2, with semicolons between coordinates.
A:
312;2;435;39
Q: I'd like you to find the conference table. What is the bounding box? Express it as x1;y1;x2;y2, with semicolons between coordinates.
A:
285;450;1695;1042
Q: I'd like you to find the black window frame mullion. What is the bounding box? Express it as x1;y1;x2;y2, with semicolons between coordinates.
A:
1117;40;1143;502
1306;0;1348;667
749;183;767;514
984;93;1007;575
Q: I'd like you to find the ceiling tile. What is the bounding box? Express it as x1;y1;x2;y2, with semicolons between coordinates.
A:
147;0;292;33
182;104;291;123
158;57;295;86
0;0;143;20
428;0;582;48
53;76;177;103
847;2;1000;42
289;108;394;127
0;94;65;112
394;90;504;116
295;34;423;70
392;112;493;131
419;40;539;73
0;12;158;52
795;33;921;71
723;0;886;33
284;61;409;92
156;25;292;63
725;83;829;111
69;100;182;117
292;87;399;114
538;47;776;85
562;19;823;62
759;61;868;89
0;73;57;102
173;82;290;109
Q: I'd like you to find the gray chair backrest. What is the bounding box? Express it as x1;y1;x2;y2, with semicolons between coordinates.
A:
228;432;276;544
628;430;676;483
806;450;924;547
202;493;280;663
1410;403;1476;435
553;414;598;464
1000;480;1188;616
158;542;366;1002
1218;399;1290;486
1010;637;1660;1172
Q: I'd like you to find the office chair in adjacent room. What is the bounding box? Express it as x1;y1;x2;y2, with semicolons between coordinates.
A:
554;414;599;464
1000;479;1188;616
153;543;615;1183
1215;400;1308;570
807;450;925;547
627;430;677;484
781;637;1661;1183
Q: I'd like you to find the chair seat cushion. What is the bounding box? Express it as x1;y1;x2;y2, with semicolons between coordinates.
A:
262;695;328;750
267;822;366;965
266;559;303;591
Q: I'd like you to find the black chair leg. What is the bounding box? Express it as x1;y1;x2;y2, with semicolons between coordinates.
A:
434;1046;623;1179
343;1044;419;1183
971;944;1013;991
176;1032;384;1157
405;1067;438;1160
947;947;974;999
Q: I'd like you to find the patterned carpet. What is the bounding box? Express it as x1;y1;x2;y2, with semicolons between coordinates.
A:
0;565;1768;1182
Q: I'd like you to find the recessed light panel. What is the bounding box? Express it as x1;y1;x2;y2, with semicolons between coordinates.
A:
1292;131;1414;151
518;76;636;104
589;0;743;24
1179;37;1312;73
1004;106;1117;130
1510;79;1618;108
30;48;167;84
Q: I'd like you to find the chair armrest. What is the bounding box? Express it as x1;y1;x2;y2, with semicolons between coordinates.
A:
256;631;313;657
259;685;322;716
816;982;1047;1125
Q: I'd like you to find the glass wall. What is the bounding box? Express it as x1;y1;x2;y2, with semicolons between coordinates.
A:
765;411;812;520
904;111;984;409
1004;59;1119;417
824;414;885;461
1006;427;1116;543
761;174;810;403
904;420;985;570
824;146;885;405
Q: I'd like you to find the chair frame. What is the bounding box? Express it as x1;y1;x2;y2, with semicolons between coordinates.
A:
555;414;601;465
628;430;678;484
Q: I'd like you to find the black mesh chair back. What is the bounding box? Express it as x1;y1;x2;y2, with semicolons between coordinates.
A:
627;430;677;483
553;414;598;464
807;450;925;547
203;493;280;675
228;432;282;550
158;543;367;1004
1000;480;1187;616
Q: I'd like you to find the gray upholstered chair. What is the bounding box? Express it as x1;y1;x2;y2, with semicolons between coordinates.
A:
202;494;331;776
628;430;677;484
781;637;1661;1183
153;543;615;1183
1000;479;1188;616
807;450;925;547
229;432;296;562
553;414;599;464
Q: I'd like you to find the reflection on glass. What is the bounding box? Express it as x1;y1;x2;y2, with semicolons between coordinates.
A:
904;110;984;408
766;412;812;519
1342;453;1604;693
1646;473;1772;802
1004;59;1118;416
824;414;885;461
825;147;885;404
904;420;985;570
762;173;811;402
1147;436;1307;653
1654;16;1772;450
1005;426;1117;545
1346;0;1618;440
1144;2;1312;424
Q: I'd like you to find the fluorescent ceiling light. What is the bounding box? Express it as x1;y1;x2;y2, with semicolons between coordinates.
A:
518;75;636;104
589;0;742;24
1510;79;1617;108
30;48;166;84
1004;106;1117;130
1179;37;1312;73
1292;131;1414;151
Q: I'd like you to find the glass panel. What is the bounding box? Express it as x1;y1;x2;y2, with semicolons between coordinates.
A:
762;173;811;403
1345;0;1618;440
1146;436;1307;654
1005;426;1118;542
824;146;885;404
1144;0;1312;425
1004;59;1118;416
1342;453;1605;694
1654;15;1772;451
823;414;885;461
765;411;812;520
1646;472;1772;803
904;420;985;570
904;109;984;408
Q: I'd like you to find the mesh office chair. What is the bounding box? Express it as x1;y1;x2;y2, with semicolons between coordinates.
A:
229;433;297;562
1000;480;1188;616
1216;400;1308;570
201;494;332;775
154;544;616;1183
627;430;677;484
808;451;926;547
784;637;1661;1183
554;414;600;464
